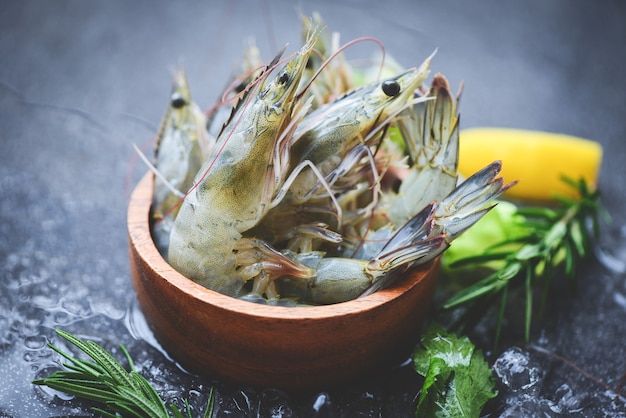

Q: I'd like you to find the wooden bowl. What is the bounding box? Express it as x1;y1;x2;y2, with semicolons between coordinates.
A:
127;172;439;389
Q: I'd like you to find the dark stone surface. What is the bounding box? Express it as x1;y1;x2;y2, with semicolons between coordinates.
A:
1;1;625;416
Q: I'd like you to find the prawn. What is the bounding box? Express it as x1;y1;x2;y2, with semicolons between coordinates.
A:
151;70;207;255
387;73;462;227
167;33;318;297
272;73;514;304
276;160;512;304
250;55;434;253
348;73;463;260
153;26;516;305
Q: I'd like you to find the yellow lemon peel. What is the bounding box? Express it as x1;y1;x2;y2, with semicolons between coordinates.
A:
459;128;603;202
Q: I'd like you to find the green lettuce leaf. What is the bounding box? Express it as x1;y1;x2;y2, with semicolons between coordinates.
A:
413;324;497;417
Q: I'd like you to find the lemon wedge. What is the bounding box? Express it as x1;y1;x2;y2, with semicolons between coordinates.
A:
459;128;603;202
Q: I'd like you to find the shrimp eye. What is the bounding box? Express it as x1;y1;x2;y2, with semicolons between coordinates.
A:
171;94;187;109
382;80;401;97
278;71;290;85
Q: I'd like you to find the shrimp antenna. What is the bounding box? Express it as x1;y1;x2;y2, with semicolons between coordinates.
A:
295;36;386;101
132;143;185;199
203;63;266;121
362;95;433;146
227;45;287;103
211;47;286;144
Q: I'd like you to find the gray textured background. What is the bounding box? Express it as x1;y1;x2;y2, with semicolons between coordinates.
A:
1;1;625;416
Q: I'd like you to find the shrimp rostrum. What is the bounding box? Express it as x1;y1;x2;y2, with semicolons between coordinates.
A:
150;27;516;305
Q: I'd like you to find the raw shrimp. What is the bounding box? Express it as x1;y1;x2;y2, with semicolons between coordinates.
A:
151;70;207;255
167;33;318;297
152;26;516;305
249;57;433;252
288;65;431;201
271;74;514;304
348;73;462;260
277;161;512;304
387;73;461;227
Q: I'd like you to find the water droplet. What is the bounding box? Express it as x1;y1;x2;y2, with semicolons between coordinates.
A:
52;311;71;325
215;388;259;416
61;299;92;319
31;294;56;309
24;335;47;350
19;317;43;338
23;348;52;363
312;392;331;411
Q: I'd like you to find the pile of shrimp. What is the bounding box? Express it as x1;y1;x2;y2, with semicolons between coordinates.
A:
147;17;514;306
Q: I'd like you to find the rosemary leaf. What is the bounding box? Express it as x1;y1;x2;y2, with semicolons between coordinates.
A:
498;261;522;280
203;387;215;418
130;371;170;415
45;337;106;377
448;251;510;268
33;377;124;404
92;407;121;418
494;284;508;351
514;244;542;261
442;272;503;309
33;329;215;418
170;407;186;418
121;343;136;372
569;219;586;257
85;340;140;391
524;265;533;342
442;177;604;340
515;206;558;220
114;384;170;417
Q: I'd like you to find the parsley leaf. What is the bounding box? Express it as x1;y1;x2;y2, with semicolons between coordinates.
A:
413;324;497;417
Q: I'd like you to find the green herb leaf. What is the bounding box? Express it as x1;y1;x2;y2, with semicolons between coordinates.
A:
442;271;503;309
413;324;498;417
33;330;214;418
441;177;605;342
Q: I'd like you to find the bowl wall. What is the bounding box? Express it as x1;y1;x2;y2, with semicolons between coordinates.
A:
128;172;439;389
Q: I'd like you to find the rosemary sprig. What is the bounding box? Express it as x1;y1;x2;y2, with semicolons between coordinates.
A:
33;329;214;418
442;177;605;344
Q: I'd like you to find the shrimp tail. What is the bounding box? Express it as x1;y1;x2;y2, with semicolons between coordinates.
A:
433;160;517;241
360;160;514;298
387;73;460;227
358;203;446;298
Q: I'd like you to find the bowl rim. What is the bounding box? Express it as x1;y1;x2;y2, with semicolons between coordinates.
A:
128;171;437;321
